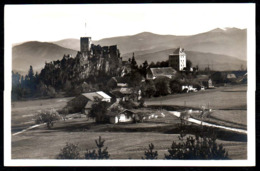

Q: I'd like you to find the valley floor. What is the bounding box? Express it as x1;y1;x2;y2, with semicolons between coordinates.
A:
11;84;248;159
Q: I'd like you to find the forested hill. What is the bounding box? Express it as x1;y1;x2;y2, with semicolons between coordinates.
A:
12;41;78;75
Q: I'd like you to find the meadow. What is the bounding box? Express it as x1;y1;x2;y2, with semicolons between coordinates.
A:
11;84;247;159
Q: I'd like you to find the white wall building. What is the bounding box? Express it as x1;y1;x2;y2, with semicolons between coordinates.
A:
169;47;186;71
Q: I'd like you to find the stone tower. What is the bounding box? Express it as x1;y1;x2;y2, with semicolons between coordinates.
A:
80;37;92;57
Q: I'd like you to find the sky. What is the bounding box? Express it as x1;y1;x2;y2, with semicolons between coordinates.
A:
5;4;254;43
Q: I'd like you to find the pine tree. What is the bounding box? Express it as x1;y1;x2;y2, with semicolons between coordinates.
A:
142;143;158;159
85;136;110;159
131;53;137;69
28;65;34;81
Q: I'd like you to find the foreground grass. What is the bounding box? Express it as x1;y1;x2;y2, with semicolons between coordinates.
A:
12;117;247;159
12;129;247;159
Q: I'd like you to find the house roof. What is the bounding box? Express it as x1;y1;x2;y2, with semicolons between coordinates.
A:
81;92;103;101
149;67;177;78
81;91;111;101
96;91;111;99
169;47;185;55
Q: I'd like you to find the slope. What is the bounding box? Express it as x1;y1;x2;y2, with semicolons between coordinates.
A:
12;41;78;75
127;48;246;71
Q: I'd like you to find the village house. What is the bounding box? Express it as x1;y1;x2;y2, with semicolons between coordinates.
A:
65;91;111;114
111;87;134;102
146;67;177;80
211;71;247;84
196;74;214;89
108;109;136;124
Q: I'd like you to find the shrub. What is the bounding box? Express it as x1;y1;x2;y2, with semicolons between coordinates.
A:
164;134;229;160
57;143;81;159
154;77;171;96
142;80;156;98
35;109;61;129
142;143;158;159
85;136;110;159
46;86;57;98
169;80;182;94
89;101;110;123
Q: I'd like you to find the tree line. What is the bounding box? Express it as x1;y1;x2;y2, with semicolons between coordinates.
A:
11;52;197;101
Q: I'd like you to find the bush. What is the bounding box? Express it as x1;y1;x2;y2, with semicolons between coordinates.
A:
142;80;156;98
46;86;57;98
154;77;171;96
89;101;110;123
35;109;61;129
85;136;110;159
169;80;182;94
142;143;158;159
164;134;229;160
57;143;81;159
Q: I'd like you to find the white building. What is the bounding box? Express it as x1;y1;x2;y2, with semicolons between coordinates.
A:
169;47;186;71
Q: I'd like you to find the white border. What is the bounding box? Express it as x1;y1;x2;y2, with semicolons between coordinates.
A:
4;3;256;166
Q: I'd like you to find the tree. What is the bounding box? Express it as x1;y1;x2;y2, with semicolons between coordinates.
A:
154;77;171;96
142;80;156;98
164;134;229;159
28;65;34;81
63;80;72;92
128;70;143;88
169;80;182;94
140;60;149;77
46;85;57;98
57;143;81;159
89;101;110;123
149;61;155;68
186;60;192;71
35;109;61;129
85;136;110;159
142;143;158;159
131;53;138;69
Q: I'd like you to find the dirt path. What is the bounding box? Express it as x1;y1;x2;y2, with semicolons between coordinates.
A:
168;111;247;134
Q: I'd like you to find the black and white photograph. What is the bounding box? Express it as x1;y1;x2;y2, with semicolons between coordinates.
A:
4;3;255;166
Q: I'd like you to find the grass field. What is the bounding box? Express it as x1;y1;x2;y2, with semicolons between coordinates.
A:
11;84;247;159
11;118;247;159
145;85;247;110
145;85;247;130
11;97;73;133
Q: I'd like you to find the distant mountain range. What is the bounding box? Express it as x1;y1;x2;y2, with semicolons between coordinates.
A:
12;41;77;75
53;27;247;61
12;27;247;74
124;48;246;71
